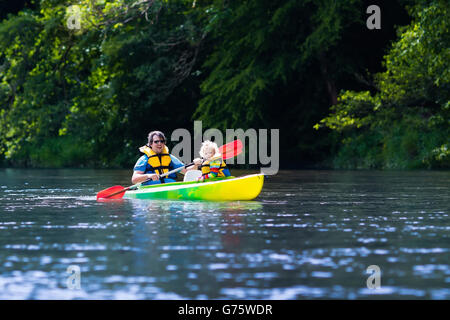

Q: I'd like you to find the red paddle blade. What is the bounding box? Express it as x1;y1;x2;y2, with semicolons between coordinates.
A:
222;145;243;159
219;139;243;159
96;185;126;200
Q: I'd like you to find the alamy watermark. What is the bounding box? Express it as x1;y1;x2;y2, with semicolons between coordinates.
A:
67;4;382;31
366;265;381;289
366;5;381;30
66;5;82;31
170;121;279;175
66;265;81;290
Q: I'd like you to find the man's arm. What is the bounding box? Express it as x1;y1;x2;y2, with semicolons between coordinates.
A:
132;155;159;184
132;171;160;184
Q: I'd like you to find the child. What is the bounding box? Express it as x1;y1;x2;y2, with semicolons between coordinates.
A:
194;140;231;181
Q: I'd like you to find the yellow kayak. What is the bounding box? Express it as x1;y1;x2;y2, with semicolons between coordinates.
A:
123;173;264;201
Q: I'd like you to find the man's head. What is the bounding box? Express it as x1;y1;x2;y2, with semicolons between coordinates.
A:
147;131;166;154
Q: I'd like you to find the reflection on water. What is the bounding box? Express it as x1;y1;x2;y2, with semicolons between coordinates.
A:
136;199;263;213
0;169;449;299
130;200;263;264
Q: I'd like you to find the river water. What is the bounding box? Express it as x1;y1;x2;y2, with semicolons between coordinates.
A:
0;168;448;299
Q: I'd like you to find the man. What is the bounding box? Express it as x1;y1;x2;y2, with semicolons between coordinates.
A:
132;131;199;185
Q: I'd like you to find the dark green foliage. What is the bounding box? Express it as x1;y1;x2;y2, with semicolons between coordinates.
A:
318;0;450;168
0;0;37;20
1;0;206;167
194;0;415;168
0;0;445;169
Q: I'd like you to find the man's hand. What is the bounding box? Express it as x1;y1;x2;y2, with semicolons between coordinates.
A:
147;173;160;181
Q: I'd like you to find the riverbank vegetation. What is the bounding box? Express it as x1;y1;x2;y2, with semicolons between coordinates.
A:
0;0;448;169
317;0;449;169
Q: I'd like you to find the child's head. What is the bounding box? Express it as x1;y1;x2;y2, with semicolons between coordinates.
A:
199;140;221;160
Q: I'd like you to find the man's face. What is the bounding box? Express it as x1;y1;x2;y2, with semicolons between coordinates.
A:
150;136;165;154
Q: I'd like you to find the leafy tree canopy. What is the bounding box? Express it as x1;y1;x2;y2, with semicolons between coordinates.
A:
317;0;449;168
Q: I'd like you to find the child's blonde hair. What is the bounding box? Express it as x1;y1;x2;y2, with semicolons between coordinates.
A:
199;140;221;159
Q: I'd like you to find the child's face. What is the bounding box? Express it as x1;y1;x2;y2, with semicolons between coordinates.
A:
204;148;214;159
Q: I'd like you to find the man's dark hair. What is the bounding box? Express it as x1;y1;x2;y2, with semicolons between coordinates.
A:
147;131;166;145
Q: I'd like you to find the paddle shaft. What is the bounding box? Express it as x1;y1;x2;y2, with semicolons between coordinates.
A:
103;161;197;199
138;154;224;184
